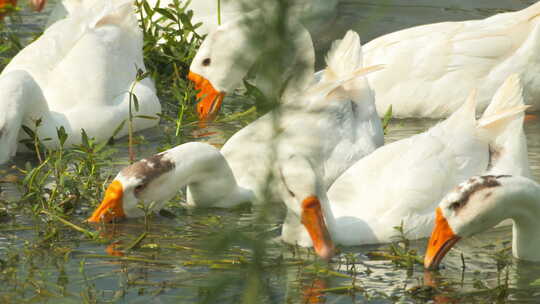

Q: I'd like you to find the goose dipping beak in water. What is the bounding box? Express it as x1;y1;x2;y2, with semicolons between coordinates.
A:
424;175;540;270
186;11;261;122
188;70;225;122
300;196;335;260
88;151;177;223
88;180;125;223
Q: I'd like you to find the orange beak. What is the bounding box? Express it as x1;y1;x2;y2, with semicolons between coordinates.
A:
188;71;225;122
88;180;126;223
424;207;461;269
301;196;335;260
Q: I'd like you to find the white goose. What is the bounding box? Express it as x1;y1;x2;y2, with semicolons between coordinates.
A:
193;2;540;120
278;74;531;257
188;7;316;121
88;31;384;258
362;1;540;118
424;175;540;269
0;0;160;164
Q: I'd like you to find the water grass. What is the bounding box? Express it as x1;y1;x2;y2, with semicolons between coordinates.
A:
41;210;97;239
0;17;22;72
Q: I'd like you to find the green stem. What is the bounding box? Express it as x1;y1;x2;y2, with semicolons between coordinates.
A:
79;254;173;265
41;210;97;239
125;232;147;251
128;94;134;164
319;285;363;293
173;64;185;137
128;80;138;164
217;0;221;25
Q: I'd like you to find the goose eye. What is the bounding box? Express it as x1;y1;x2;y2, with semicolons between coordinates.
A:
202;58;211;66
449;201;462;211
134;184;145;195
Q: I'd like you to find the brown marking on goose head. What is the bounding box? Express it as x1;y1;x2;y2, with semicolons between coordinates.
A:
120;153;175;196
448;175;505;214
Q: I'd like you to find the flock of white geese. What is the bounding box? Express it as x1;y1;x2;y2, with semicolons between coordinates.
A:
1;0;540;269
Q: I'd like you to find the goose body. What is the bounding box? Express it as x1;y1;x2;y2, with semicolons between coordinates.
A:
424;175;540;269
89;31;383;257
363;2;540;117
192;2;540;120
279;74;531;253
0;0;160;164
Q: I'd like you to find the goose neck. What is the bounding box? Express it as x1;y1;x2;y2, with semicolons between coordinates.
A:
506;182;540;261
176;143;253;207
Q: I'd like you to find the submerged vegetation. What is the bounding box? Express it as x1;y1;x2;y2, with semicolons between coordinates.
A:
0;1;539;303
0;19;22;71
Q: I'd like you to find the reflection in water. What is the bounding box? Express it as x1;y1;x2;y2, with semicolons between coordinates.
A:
301;277;327;303
422;271;458;304
105;242;125;257
511;260;540;301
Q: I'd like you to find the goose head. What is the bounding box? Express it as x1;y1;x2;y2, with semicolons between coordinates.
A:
424;175;517;269
188;13;259;121
88;151;178;223
88;142;241;223
278;154;335;260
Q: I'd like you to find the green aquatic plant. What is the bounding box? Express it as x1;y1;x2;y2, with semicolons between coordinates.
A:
15;126;117;220
137;200;158;232
387;222;423;269
0;11;23;72
367;222;423;270
136;0;202;138
125;68;159;162
0;26;21;72
0;10;43;73
382;105;393;135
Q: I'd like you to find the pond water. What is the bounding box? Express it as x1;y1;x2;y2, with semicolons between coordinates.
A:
1;0;540;303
